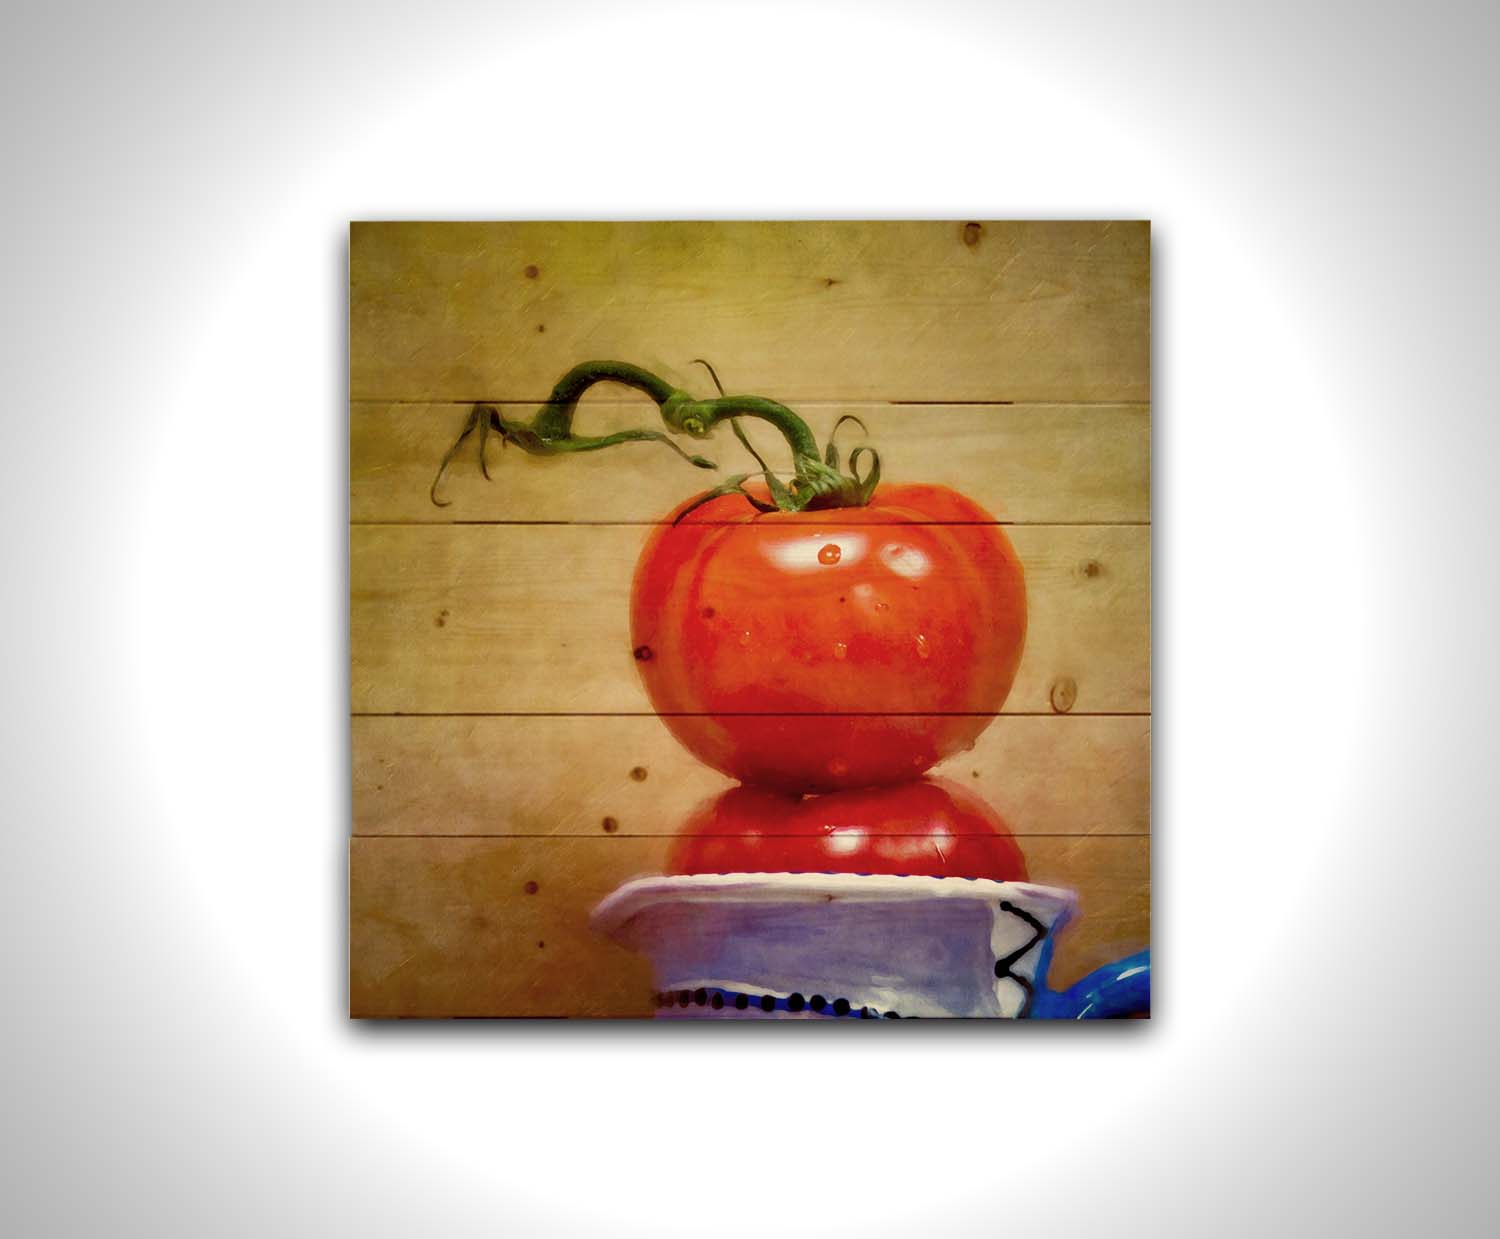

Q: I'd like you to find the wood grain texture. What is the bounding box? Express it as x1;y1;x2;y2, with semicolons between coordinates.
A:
350;221;1149;404
353;714;1149;839
350;524;1149;715
349;835;1149;1018
356;400;1150;525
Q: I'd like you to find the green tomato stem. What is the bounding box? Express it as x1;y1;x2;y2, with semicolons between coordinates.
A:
429;359;880;514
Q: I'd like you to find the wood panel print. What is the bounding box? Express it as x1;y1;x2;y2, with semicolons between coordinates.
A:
350;220;1151;1019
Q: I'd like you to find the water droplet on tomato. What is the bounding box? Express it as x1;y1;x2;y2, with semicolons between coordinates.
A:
874;600;890;613
818;543;842;565
739;630;752;648
833;641;848;660
916;633;931;659
828;758;849;777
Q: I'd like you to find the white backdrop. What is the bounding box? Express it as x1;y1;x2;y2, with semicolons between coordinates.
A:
1;1;1496;1234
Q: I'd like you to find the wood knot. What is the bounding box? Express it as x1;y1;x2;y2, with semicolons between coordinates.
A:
433;609;449;628
1080;559;1102;579
601;816;619;834
629;766;648;782
523;264;540;279
1050;677;1078;713
523;880;540;895
961;221;983;247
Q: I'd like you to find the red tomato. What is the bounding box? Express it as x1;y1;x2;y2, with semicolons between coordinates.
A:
630;483;1026;792
665;778;1029;881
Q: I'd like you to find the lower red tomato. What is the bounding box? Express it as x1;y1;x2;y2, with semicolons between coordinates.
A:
630;483;1026;793
664;778;1028;881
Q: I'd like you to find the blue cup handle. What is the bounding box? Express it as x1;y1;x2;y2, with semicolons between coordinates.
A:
1030;949;1150;1019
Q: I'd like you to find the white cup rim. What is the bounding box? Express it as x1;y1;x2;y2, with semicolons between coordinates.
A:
591;871;1077;940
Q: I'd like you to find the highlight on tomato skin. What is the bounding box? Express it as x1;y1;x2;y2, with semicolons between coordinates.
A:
630;482;1027;794
663;778;1029;882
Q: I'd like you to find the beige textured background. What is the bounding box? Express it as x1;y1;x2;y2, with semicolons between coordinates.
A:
349;220;1151;1016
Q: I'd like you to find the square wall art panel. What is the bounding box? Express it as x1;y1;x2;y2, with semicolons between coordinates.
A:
349;221;1150;1019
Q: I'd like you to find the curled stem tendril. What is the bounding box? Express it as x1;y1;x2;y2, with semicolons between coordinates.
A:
429;359;882;517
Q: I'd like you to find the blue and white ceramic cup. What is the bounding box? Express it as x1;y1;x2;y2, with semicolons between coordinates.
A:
592;872;1149;1019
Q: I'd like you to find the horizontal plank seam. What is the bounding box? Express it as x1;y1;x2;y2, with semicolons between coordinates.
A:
350;520;1151;528
350;710;1151;718
351;832;1150;839
350;399;1153;410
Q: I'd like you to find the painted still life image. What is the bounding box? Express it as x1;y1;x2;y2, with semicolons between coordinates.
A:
349;221;1150;1019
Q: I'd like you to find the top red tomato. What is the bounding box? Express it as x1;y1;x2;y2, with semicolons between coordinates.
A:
630;483;1026;792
